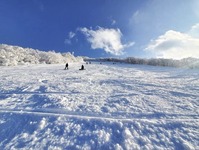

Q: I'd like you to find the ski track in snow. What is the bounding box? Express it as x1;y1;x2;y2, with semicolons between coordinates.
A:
0;62;199;149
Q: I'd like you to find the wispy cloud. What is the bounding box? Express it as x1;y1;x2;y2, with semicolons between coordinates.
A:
79;27;134;55
193;0;199;18
64;31;76;45
145;24;199;59
69;31;75;39
111;19;116;25
189;23;199;38
132;10;140;24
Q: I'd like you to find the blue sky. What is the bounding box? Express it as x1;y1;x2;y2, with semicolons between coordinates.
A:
0;0;199;59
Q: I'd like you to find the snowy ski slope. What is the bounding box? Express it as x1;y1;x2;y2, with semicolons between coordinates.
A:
0;62;198;149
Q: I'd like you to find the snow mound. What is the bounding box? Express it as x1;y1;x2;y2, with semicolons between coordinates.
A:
0;44;83;66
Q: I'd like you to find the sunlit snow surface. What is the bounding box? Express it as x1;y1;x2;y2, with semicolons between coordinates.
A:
0;62;198;149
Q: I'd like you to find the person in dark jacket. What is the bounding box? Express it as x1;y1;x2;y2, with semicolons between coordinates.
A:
79;65;85;70
64;63;69;70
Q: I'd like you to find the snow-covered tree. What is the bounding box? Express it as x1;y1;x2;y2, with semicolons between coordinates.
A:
87;57;199;69
0;44;83;66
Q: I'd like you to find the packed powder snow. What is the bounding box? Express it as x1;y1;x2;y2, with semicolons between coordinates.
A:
0;62;198;149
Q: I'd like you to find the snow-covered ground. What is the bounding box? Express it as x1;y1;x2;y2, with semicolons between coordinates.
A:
0;62;198;149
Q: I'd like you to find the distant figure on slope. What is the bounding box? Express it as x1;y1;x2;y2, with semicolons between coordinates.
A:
64;63;69;70
79;65;85;70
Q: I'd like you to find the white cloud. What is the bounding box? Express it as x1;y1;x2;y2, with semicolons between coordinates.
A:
145;24;199;59
79;27;134;55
